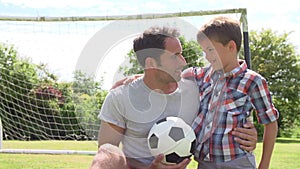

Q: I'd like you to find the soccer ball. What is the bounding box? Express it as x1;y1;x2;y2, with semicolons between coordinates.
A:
147;116;196;164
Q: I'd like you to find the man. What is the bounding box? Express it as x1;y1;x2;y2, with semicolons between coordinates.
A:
97;26;257;169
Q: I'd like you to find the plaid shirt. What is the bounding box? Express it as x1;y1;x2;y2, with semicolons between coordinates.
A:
182;60;279;163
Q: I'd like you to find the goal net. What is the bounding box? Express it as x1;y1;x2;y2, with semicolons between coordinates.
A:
0;8;250;154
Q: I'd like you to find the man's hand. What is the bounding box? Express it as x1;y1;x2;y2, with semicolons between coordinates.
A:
147;154;190;169
232;121;258;152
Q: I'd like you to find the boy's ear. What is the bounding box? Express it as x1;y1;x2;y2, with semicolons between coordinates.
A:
228;40;237;51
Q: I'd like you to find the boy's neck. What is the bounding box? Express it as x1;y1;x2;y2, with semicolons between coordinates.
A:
221;59;240;73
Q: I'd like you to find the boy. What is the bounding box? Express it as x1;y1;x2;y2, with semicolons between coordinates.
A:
183;16;279;169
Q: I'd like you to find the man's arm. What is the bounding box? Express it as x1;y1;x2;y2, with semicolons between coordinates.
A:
98;121;125;147
232;121;258;152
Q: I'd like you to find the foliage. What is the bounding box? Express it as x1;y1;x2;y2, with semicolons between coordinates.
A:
118;49;143;76
119;36;205;76
0;43;43;140
0;43;108;140
179;36;205;68
248;29;300;137
71;71;107;139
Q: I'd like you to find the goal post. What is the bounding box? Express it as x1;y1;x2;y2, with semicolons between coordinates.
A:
0;117;2;149
0;8;250;155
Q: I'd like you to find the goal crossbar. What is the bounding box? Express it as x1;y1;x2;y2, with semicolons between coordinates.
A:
0;8;246;21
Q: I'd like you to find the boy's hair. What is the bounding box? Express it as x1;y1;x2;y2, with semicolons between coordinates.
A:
133;26;180;67
197;16;242;52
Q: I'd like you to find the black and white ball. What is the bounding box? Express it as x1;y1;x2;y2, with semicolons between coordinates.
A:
147;116;196;164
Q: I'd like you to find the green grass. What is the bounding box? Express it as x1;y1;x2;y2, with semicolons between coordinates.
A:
0;138;299;169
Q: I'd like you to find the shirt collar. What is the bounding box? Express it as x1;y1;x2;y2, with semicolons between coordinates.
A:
230;60;247;78
206;60;248;82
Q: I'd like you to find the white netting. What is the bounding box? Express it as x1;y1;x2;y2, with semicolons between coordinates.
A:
0;9;247;154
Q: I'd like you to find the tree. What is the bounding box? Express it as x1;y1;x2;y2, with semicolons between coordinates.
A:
0;43;86;140
72;71;108;139
248;29;300;137
119;36;205;76
0;43;42;139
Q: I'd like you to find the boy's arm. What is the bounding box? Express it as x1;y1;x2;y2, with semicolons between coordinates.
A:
258;121;278;169
247;77;279;169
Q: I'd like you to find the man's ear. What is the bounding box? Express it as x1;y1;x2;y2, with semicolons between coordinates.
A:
145;57;157;69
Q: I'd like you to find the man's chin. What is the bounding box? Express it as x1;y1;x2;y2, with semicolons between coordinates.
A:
172;76;181;82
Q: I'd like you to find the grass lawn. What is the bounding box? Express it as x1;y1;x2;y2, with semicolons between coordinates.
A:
0;138;299;169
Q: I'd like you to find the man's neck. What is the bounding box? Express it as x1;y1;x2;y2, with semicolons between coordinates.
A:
143;75;178;94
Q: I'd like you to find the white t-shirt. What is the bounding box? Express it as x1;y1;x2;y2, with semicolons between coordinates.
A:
99;77;199;165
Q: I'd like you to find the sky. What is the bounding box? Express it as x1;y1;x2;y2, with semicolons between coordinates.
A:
0;0;299;89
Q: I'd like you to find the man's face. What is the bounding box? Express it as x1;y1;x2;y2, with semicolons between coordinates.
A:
156;37;187;82
199;39;231;71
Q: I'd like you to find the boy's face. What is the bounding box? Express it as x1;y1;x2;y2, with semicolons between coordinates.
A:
199;38;232;71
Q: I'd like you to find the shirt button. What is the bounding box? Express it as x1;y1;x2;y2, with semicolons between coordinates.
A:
206;123;212;129
215;92;220;97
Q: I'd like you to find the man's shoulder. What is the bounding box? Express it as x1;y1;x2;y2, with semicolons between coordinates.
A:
110;78;144;95
179;78;196;85
178;78;198;93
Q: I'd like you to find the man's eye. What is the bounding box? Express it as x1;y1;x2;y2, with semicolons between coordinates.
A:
172;54;179;58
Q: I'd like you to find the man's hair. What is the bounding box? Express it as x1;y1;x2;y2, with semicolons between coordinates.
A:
197;16;242;52
133;26;180;67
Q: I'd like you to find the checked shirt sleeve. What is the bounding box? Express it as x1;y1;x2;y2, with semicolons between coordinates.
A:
248;75;279;124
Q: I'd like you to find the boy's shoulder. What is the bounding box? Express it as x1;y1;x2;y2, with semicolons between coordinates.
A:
237;68;268;90
242;68;266;81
